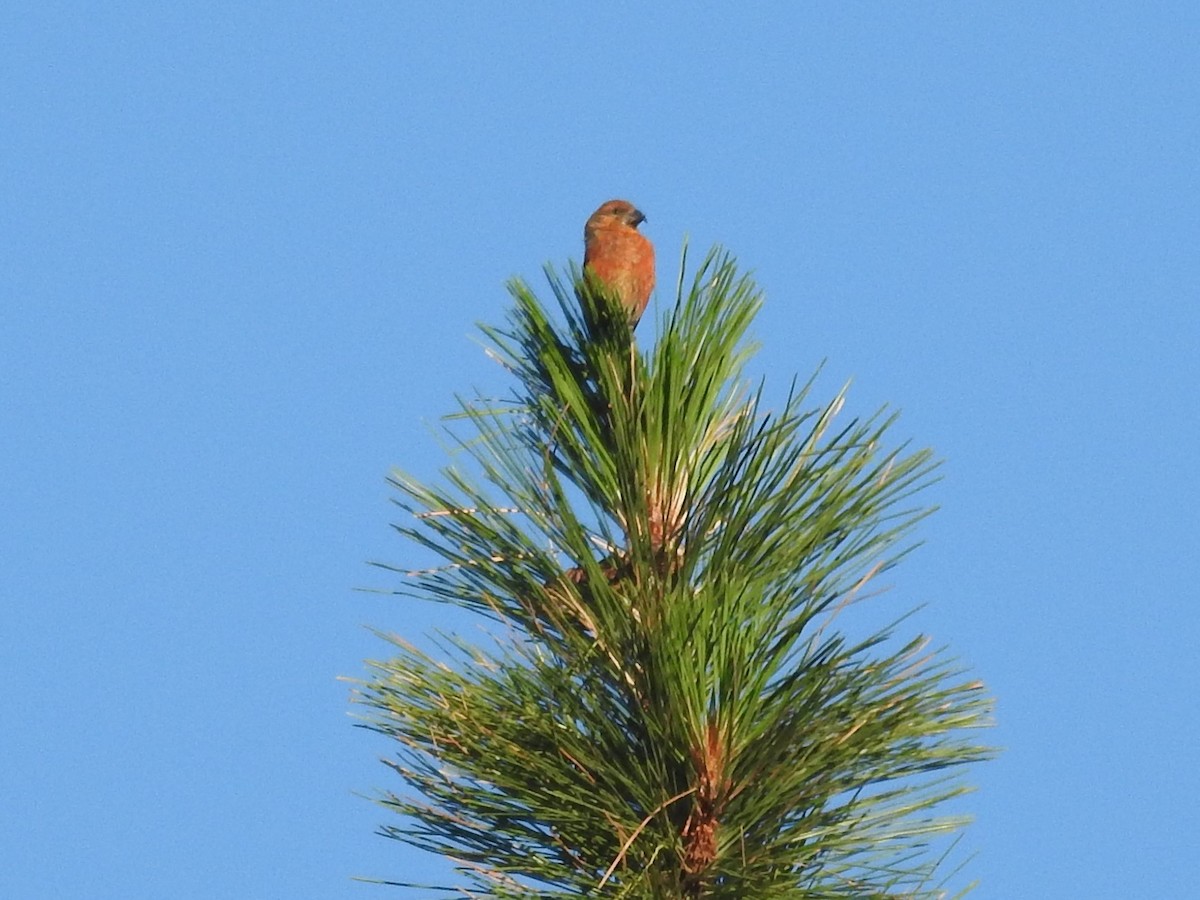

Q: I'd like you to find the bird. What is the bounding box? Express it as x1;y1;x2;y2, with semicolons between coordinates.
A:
582;199;655;328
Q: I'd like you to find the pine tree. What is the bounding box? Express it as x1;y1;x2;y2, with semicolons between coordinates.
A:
354;248;994;897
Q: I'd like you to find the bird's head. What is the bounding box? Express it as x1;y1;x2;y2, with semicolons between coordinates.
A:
585;199;646;236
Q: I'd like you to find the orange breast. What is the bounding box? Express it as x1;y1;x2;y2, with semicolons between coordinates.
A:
584;225;655;322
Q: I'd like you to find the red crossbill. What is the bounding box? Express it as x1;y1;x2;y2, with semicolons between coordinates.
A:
582;199;655;328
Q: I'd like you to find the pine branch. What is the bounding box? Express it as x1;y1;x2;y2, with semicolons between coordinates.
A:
354;247;995;898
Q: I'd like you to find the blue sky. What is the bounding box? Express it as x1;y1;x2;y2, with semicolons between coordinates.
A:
3;3;1197;897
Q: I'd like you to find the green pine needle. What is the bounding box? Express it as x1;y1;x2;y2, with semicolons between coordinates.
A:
354;247;995;898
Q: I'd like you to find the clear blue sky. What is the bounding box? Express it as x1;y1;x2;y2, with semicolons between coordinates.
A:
3;4;1197;897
